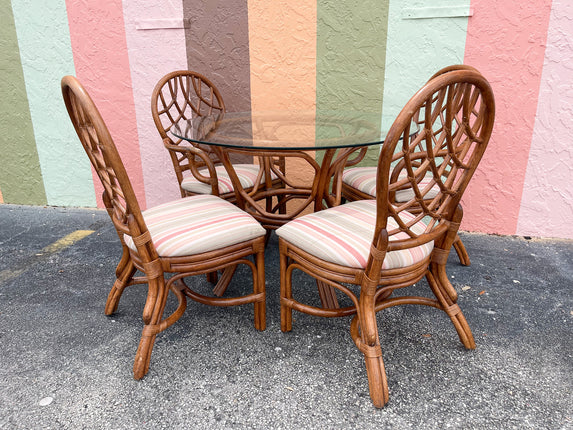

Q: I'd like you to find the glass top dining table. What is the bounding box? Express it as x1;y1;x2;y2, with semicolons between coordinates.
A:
171;110;387;150
171;110;392;229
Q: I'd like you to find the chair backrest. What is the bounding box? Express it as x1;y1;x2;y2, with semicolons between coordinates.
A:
61;75;156;261
151;70;226;145
429;64;479;80
392;64;483;184
371;69;495;267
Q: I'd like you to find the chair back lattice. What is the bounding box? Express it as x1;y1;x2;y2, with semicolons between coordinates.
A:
373;69;495;258
151;70;227;178
152;71;225;143
62;76;153;259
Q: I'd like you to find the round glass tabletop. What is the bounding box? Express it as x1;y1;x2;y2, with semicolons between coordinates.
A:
170;111;394;151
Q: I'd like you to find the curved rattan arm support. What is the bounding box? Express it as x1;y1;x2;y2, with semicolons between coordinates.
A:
343;146;369;168
385;223;449;253
327;146;372;206
163;138;220;196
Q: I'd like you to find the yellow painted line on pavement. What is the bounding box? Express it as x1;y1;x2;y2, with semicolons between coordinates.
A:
0;230;95;285
39;230;95;254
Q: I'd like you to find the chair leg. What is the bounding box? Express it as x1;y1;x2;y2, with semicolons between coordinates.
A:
353;293;390;408
453;234;471;266
133;330;157;380
212;265;237;297
253;249;266;331
206;271;218;284
133;277;170;379
317;280;340;309
279;244;293;332
364;354;389;408
426;268;476;349
105;246;136;315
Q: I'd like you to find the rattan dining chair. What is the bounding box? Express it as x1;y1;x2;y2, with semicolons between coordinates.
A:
277;69;495;407
151;70;285;204
339;65;481;267
62;75;267;379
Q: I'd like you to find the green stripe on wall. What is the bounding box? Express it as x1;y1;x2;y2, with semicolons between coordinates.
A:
0;0;47;205
316;0;390;167
382;0;471;123
11;0;96;207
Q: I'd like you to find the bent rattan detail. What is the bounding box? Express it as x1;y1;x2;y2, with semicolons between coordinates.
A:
339;65;481;267
151;70;285;204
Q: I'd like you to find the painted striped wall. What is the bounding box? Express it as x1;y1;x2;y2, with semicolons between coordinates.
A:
1;0;571;239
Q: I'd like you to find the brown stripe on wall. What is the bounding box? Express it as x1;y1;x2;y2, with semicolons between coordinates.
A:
183;0;252;112
0;0;47;205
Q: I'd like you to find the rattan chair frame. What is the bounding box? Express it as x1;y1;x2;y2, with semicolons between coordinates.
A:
62;75;266;379
279;69;495;407
151;70;285;204
339;65;481;267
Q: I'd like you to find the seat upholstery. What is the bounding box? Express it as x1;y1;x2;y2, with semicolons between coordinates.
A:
62;75;267;380
181;164;278;195
277;200;433;270
124;194;265;257
341;168;439;203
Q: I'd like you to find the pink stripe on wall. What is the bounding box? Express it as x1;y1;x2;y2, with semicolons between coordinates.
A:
461;1;552;234
121;1;188;208
66;0;146;209
517;0;573;239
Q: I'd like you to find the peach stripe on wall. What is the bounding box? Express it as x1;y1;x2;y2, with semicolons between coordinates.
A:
247;0;317;112
121;1;188;208
517;0;573;239
461;1;553;235
247;0;317;187
65;0;146;208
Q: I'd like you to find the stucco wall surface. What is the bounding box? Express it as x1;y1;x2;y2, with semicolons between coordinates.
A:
65;0;147;208
463;0;553;235
184;0;252;112
248;0;317;187
1;0;572;239
12;0;95;207
0;0;46;205
122;0;188;208
517;0;573;239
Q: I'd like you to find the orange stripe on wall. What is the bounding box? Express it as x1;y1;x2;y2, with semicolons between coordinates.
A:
247;0;317;112
247;0;317;193
462;1;552;234
65;0;146;209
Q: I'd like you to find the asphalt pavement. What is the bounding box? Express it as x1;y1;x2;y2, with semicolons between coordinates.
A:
0;204;571;429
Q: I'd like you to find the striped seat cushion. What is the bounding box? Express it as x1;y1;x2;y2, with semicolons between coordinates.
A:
342;167;440;202
342;167;378;197
276;200;433;270
124;194;266;257
181;164;278;195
